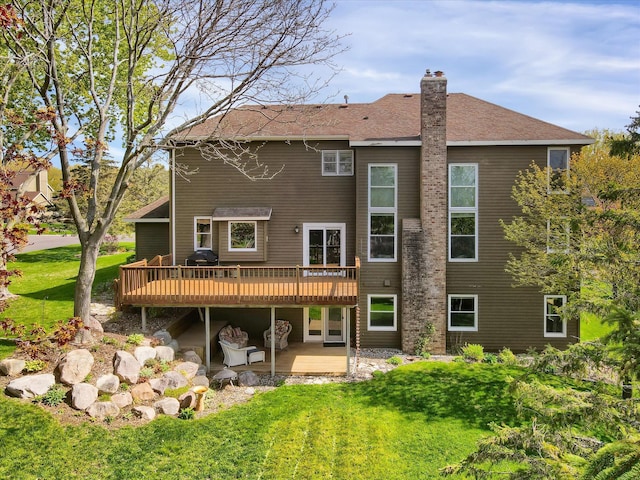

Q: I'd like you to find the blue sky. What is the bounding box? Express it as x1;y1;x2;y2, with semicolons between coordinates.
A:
312;0;640;133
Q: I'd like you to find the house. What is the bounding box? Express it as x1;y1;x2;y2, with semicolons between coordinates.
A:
121;70;593;372
9;169;54;207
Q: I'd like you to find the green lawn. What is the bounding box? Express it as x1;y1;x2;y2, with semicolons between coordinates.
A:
0;362;525;479
0;244;133;360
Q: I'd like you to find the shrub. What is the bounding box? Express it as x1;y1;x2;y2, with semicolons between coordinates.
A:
165;386;190;398
386;355;403;366
23;359;47;373
37;384;67;407
126;333;145;346
178;407;196;420
415;322;435;358
461;343;485;363
138;367;154;382
102;336;122;347
483;353;498;364
497;347;518;365
120;383;130;391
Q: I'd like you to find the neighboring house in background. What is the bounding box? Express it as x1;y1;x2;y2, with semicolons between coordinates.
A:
9;169;54;207
124;195;170;262
124;70;593;360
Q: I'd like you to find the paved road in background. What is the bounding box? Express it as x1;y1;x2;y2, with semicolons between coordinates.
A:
21;234;81;253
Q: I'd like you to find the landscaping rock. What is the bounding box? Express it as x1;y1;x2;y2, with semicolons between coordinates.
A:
134;346;157;366
192;375;210;388
238;371;260;387
96;374;120;394
71;383;98;410
182;350;202;365
167;339;180;352
74;316;103;345
0;358;25;376
130;382;155;402
245;387;256;395
111;392;133;408
85;315;104;334
87;401;120;420
152;329;172;345
154;397;180;415
149;377;170;395
174;361;199;379
58;349;95;386
162;371;188;390
6;374;56;398
196;364;207;376
113;350;140;384
154;346;174;362
178;390;197;409
133;406;156;421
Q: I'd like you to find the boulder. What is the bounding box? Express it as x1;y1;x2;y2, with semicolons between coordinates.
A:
87;401;120;420
149;377;170;395
134;346;157;367
192;375;210;388
96;374;120;394
182;350;202;365
58;349;94;386
178;390;197;410
113;350;140;384
167;339;180;352
152;329;172;346
84;316;104;335
196;364;207;376
162;371;188;390
154;397;180;415
154;346;174;363
133;406;156;421
238;370;260;387
111;392;133;408
6;374;56;398
0;358;26;376
130;382;155;402
71;383;98;411
174;361;199;380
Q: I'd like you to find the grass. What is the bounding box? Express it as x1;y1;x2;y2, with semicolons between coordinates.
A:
0;244;133;360
581;311;613;342
0;362;527;479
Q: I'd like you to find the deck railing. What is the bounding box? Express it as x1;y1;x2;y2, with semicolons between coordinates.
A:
118;258;360;308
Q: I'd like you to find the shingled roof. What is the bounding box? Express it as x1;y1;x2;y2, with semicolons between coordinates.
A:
174;93;592;146
124;196;169;222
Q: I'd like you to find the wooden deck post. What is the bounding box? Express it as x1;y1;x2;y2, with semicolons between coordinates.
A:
205;307;211;372
346;307;351;375
270;307;276;376
141;306;147;331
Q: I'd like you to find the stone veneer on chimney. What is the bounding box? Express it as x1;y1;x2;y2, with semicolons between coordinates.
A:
401;70;447;354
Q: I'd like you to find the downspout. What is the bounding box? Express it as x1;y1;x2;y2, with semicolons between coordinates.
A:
270;307;276;376
171;148;176;265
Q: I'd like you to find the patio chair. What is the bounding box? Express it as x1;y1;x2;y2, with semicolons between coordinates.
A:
219;340;258;367
219;325;249;348
263;319;292;350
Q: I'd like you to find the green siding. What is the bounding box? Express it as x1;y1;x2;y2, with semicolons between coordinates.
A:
135;223;170;261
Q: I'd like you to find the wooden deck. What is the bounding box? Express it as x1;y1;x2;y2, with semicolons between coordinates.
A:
117;260;359;308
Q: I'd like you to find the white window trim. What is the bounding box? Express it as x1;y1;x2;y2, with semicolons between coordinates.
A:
322;150;353;176
302;223;346;267
368;163;397;262
448;294;478;332
228;220;258;252
544;295;567;338
547;147;570;194
367;294;397;331
546;217;570;254
448;164;478;262
194;216;212;251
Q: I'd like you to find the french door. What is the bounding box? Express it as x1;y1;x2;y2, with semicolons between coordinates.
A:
303;223;345;268
303;307;346;343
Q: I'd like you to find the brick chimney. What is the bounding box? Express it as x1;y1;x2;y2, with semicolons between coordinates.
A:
401;69;447;354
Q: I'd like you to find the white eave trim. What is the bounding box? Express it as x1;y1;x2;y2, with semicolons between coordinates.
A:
446;139;594;146
175;135;349;143
350;140;421;147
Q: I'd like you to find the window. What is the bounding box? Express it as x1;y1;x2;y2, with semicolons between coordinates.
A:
448;295;478;331
548;147;570;192
544;295;566;337
547;217;570;253
368;295;397;331
194;217;212;250
228;221;257;251
369;164;397;261
449;164;478;261
322;150;353;176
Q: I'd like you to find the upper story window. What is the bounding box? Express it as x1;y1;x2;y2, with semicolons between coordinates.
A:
449;164;478;261
368;164;397;262
548;147;570;193
229;221;257;251
322;150;353;176
547;217;570;254
448;294;478;332
544;295;567;337
194;217;212;250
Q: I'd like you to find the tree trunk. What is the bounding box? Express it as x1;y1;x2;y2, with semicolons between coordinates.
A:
73;236;101;320
622;376;633;400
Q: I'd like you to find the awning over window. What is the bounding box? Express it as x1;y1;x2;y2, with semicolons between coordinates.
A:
211;207;272;221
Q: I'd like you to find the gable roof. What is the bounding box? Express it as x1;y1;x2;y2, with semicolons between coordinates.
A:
175;93;593;146
124;196;170;223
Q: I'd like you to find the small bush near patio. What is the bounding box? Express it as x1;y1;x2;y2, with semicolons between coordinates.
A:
461;343;485;362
